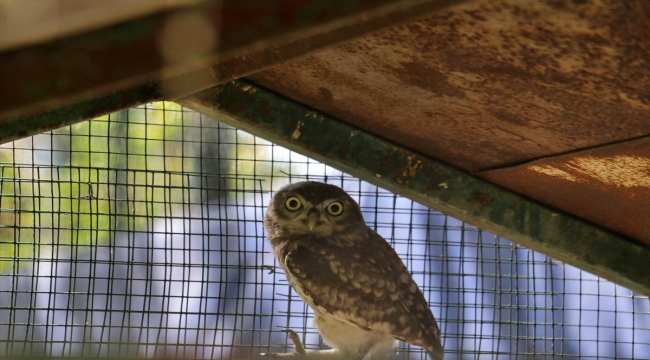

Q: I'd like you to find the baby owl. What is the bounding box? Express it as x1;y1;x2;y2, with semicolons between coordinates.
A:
264;181;443;360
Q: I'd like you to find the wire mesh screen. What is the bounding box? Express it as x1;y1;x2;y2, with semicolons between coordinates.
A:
0;102;648;359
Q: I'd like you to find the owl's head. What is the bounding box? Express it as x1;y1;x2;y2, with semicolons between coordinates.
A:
264;181;366;240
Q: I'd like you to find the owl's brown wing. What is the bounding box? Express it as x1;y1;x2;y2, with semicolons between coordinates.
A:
283;231;443;359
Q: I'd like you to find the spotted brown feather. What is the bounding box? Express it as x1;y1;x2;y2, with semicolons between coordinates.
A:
280;231;443;358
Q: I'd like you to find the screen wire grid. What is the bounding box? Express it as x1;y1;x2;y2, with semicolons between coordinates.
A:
0;102;648;360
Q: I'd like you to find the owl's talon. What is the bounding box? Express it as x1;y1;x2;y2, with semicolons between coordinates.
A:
281;328;306;355
260;329;306;358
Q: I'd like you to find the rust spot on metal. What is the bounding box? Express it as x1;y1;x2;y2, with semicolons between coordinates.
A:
423;166;444;184
231;102;246;112
318;87;334;103
338;142;351;158
380;155;397;176
396;61;466;99
396;155;422;184
474;192;489;205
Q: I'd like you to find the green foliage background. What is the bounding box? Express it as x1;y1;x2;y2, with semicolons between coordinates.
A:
0;102;307;274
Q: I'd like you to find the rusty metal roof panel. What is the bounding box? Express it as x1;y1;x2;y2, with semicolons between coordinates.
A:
248;0;650;172
479;137;650;246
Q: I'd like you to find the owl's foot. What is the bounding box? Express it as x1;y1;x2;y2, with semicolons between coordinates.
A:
262;329;306;358
283;328;307;355
263;330;350;359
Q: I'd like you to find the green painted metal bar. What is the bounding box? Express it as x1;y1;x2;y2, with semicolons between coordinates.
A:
179;80;650;297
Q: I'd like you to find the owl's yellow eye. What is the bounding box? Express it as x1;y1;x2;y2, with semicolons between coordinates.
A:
285;196;302;211
326;201;344;216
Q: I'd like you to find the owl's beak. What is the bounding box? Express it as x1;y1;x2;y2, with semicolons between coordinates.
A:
307;210;319;231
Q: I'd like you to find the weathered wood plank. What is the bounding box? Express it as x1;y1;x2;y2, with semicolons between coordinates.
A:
0;0;202;52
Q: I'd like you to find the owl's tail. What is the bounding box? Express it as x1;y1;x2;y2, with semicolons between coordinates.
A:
426;340;444;360
427;349;444;360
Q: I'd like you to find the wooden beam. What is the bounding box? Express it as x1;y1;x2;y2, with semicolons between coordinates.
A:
0;82;161;144
178;80;650;297
0;0;204;52
0;0;467;138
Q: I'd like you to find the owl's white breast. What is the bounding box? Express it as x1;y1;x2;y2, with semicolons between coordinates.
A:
313;309;397;360
282;261;395;359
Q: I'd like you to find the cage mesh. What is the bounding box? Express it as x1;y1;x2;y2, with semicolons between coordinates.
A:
0;102;648;359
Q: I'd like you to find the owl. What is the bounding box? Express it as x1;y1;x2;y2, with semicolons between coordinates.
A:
264;181;443;360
